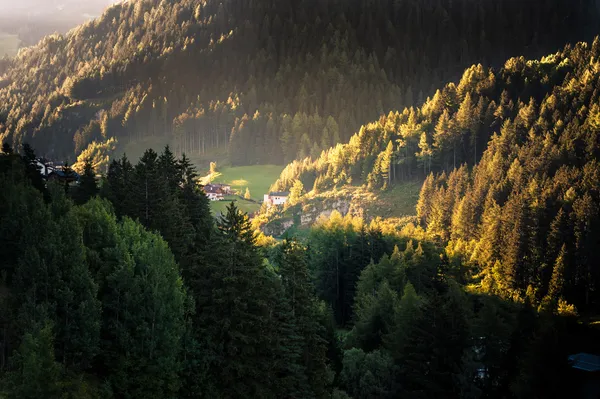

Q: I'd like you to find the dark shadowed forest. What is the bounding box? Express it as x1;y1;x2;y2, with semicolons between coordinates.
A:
2;0;600;398
1;0;598;165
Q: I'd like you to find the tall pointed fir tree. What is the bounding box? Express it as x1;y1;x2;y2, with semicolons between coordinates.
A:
193;203;286;397
73;159;98;205
278;239;332;397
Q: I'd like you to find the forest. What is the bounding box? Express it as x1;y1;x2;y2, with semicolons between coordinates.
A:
271;38;600;316
1;141;596;398
2;0;600;398
0;0;598;166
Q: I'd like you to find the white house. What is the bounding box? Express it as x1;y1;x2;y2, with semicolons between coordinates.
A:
36;160;55;177
264;191;289;206
207;192;224;201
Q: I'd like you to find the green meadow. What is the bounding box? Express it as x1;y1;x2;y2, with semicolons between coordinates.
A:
204;164;284;201
201;164;284;216
210;196;261;217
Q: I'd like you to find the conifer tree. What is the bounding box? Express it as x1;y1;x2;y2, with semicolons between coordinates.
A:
73;160;98;205
194;203;282;397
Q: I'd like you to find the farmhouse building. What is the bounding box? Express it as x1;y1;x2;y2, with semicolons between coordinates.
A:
33;158;80;184
206;192;224;201
203;183;232;195
47;168;80;184
202;183;231;201
264;191;289;206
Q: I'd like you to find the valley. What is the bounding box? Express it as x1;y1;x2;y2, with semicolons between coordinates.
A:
1;0;600;398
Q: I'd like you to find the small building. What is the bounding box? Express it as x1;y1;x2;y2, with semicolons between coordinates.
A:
203;183;232;195
206;192;224;201
47;168;80;184
264;191;290;206
36;159;54;177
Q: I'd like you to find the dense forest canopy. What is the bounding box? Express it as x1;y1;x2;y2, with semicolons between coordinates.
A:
2;1;600;398
272;37;600;316
1;0;598;166
1;142;596;398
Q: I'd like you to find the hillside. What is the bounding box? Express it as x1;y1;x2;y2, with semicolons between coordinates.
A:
1;0;598;166
270;37;600;316
4;34;600;398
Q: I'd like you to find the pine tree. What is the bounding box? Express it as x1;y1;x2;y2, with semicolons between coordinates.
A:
385;281;422;360
131;149;163;227
194;203;282;397
73;160;98;205
101;218;186;397
277;239;332;397
20;143;46;195
416;174;435;227
289;179;304;205
539;244;568;313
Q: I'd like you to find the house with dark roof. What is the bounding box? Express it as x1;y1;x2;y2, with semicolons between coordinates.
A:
202;183;232;195
34;158;80;184
264;191;289;207
47;168;80;184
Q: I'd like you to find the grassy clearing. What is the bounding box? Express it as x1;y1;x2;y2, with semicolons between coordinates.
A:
210;195;261;216
301;180;422;220
0;32;20;57
367;180;422;217
203;165;285;201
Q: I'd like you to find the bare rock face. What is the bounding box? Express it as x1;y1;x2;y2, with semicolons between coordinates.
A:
262;218;295;237
300;198;353;227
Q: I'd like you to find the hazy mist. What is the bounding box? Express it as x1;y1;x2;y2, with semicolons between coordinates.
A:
0;0;118;19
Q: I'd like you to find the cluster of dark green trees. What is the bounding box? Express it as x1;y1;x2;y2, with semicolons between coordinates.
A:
0;146;331;398
1;0;598;165
257;38;600;397
1;141;598;397
287;211;596;398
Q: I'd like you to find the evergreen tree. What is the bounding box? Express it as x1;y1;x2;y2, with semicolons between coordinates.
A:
73;160;98;205
1;322;63;399
193;203;282;397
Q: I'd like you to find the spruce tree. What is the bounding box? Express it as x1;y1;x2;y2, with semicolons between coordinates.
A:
278;239;331;397
194;203;282;397
73;160;98;205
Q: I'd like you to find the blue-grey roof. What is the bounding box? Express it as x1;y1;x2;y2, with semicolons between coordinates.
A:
269;191;289;197
569;353;600;372
52;170;80;178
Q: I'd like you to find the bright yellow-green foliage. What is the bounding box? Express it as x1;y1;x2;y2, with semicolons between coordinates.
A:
73;138;118;174
205;165;285;201
367;181;422;218
304;181;421;219
0;32;19;57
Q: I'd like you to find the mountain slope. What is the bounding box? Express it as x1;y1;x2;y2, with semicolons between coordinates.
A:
0;0;597;165
271;37;600;314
